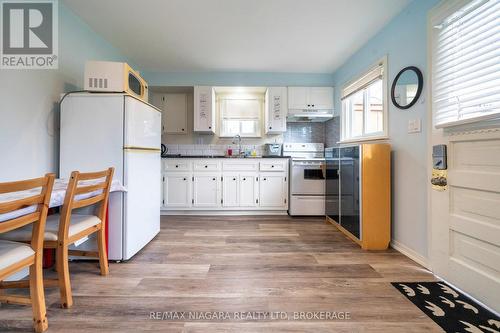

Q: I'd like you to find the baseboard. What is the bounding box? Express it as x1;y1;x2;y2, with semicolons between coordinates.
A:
161;210;288;216
390;240;429;269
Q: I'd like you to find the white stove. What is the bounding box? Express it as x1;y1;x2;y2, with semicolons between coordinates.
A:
283;143;325;216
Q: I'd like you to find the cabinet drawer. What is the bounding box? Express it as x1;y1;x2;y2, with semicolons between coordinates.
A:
193;161;221;171
260;160;287;171
164;160;192;171
222;161;259;172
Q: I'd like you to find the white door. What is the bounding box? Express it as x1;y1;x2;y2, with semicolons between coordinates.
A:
428;0;500;313
193;174;220;207
309;87;334;110
222;174;239;207
163;93;188;134
124;96;162;149
288;87;309;110
259;174;286;208
240;174;258;207
164;174;192;208
429;132;500;313
123;150;161;260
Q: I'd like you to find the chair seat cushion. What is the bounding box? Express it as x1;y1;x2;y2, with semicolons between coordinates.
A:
0;240;34;271
0;214;101;242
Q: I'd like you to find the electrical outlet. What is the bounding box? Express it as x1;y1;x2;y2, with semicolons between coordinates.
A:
408;118;421;133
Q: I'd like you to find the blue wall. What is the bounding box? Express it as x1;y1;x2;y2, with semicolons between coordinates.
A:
330;0;439;259
143;71;334;87
0;2;132;181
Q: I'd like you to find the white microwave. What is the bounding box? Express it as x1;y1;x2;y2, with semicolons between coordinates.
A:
84;61;148;102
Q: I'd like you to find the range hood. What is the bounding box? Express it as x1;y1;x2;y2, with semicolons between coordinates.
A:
286;109;334;122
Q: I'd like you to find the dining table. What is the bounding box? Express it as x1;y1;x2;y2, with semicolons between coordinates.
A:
0;178;126;223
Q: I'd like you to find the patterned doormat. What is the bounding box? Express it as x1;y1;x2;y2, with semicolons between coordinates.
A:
392;282;499;333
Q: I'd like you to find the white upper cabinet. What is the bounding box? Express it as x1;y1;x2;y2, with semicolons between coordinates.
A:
308;87;334;110
265;87;287;134
194;86;215;133
288;87;309;110
288;87;334;110
151;93;188;134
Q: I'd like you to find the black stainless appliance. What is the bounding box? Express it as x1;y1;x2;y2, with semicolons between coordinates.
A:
325;146;361;238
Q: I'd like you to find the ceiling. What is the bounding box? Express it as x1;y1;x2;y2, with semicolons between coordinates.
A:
63;0;411;74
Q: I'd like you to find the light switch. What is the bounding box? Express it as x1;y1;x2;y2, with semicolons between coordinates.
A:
408;118;421;133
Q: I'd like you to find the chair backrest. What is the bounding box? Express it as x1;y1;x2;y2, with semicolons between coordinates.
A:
58;168;114;239
0;174;55;252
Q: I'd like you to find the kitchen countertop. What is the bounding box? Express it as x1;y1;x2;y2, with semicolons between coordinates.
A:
161;155;290;159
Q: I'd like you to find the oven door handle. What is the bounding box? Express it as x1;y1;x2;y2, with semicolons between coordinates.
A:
292;162;325;167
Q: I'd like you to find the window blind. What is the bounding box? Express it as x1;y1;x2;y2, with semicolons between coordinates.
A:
341;62;384;100
432;0;500;128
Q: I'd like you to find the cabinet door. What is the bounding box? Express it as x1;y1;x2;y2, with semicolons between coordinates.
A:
309;87;334;110
240;174;259;207
222;174;239;207
193;174;220;207
194;86;215;133
259;174;286;208
164;174;191;208
287;87;309;110
265;87;287;134
164;93;188;134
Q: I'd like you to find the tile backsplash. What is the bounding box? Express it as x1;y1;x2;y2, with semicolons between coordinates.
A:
283;123;325;143
164;121;340;155
164;144;262;157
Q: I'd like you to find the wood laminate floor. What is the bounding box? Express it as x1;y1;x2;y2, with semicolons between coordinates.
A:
0;216;441;332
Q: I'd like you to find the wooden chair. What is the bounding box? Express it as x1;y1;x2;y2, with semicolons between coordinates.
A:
0;173;55;333
1;168;114;309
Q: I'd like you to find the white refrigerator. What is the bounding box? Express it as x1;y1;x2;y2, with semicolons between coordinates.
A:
60;92;161;261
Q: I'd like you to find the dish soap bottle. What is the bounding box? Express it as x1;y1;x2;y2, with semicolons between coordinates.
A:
251;145;257;157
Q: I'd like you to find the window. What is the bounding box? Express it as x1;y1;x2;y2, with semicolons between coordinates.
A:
341;58;387;142
218;91;263;137
431;0;500;128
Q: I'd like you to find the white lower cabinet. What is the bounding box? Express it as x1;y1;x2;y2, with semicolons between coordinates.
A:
259;174;287;208
222;174;239;207
163;173;191;208
193;174;220;207
239;174;259;207
162;158;288;212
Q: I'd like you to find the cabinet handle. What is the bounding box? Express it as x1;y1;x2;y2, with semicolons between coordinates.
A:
269;126;272;129
175;165;179;168
212;178;216;181
233;178;236;181
307;104;311;107
243;178;246;181
205;165;208;168
209;126;212;129
312;104;315;107
271;165;274;168
263;178;267;181
183;178;186;181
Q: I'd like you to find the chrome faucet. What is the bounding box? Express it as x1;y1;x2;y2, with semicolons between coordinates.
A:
232;134;243;157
